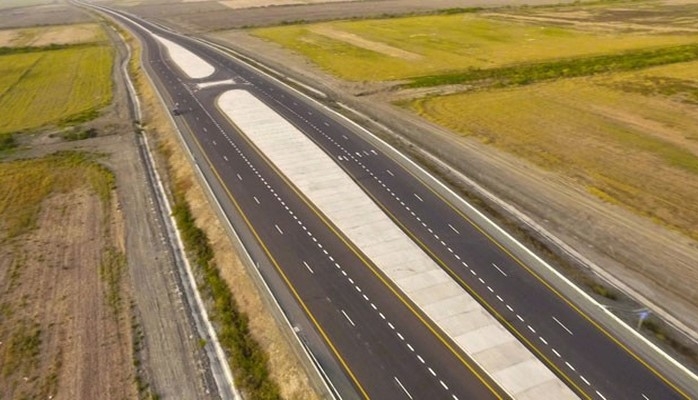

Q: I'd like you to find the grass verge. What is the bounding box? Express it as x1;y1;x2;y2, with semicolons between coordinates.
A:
114;17;296;398
100;246;127;315
0;132;17;154
171;195;281;400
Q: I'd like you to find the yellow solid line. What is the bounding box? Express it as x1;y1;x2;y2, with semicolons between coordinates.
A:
388;147;691;399
214;109;506;399
183;115;372;398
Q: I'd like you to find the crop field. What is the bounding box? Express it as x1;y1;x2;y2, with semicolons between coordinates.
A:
0;44;113;134
0;152;135;400
407;63;698;239
0;23;106;47
0;152;114;239
251;13;698;81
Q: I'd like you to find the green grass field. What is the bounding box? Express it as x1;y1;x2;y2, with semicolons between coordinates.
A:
0;45;113;134
406;65;698;239
0;151;114;240
251;14;698;81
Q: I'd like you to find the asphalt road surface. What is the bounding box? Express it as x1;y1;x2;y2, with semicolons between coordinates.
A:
95;5;695;400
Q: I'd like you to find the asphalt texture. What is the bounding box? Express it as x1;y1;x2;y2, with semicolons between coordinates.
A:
100;6;694;400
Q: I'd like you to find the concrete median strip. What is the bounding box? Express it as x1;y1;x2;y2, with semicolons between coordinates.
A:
218;89;578;400
154;34;214;79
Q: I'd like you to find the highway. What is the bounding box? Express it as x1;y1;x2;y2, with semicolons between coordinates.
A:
97;5;695;400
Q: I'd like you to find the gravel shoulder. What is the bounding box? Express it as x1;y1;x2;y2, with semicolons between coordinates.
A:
101;14;220;398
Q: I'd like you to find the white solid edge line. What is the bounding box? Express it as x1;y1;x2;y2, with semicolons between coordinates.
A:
104;9;239;398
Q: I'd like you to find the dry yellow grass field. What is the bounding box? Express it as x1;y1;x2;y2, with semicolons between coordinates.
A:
0;152;114;239
0;152;136;400
407;62;698;239
0;44;113;134
251;3;698;241
251;13;698;81
0;23;106;47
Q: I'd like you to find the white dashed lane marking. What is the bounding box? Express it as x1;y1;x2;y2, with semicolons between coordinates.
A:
246;81;612;399
198;80;589;399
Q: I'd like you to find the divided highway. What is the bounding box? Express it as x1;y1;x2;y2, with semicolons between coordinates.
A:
96;5;696;399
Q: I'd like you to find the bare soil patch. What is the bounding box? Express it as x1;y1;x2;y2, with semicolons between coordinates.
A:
0;3;215;399
310;24;422;60
495;0;698;33
0;2;92;30
27;23;105;46
0;182;136;400
218;0;348;9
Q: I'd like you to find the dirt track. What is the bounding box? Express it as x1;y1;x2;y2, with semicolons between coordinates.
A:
101;15;219;398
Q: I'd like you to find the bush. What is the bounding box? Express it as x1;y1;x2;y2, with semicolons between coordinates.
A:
0;133;16;151
62;128;98;141
406;43;698;88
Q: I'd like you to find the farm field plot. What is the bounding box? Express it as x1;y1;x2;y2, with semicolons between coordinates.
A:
407;63;698;241
483;0;698;34
0;44;113;134
251;13;698;81
0;22;106;47
0;0;53;10
0;152;136;400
